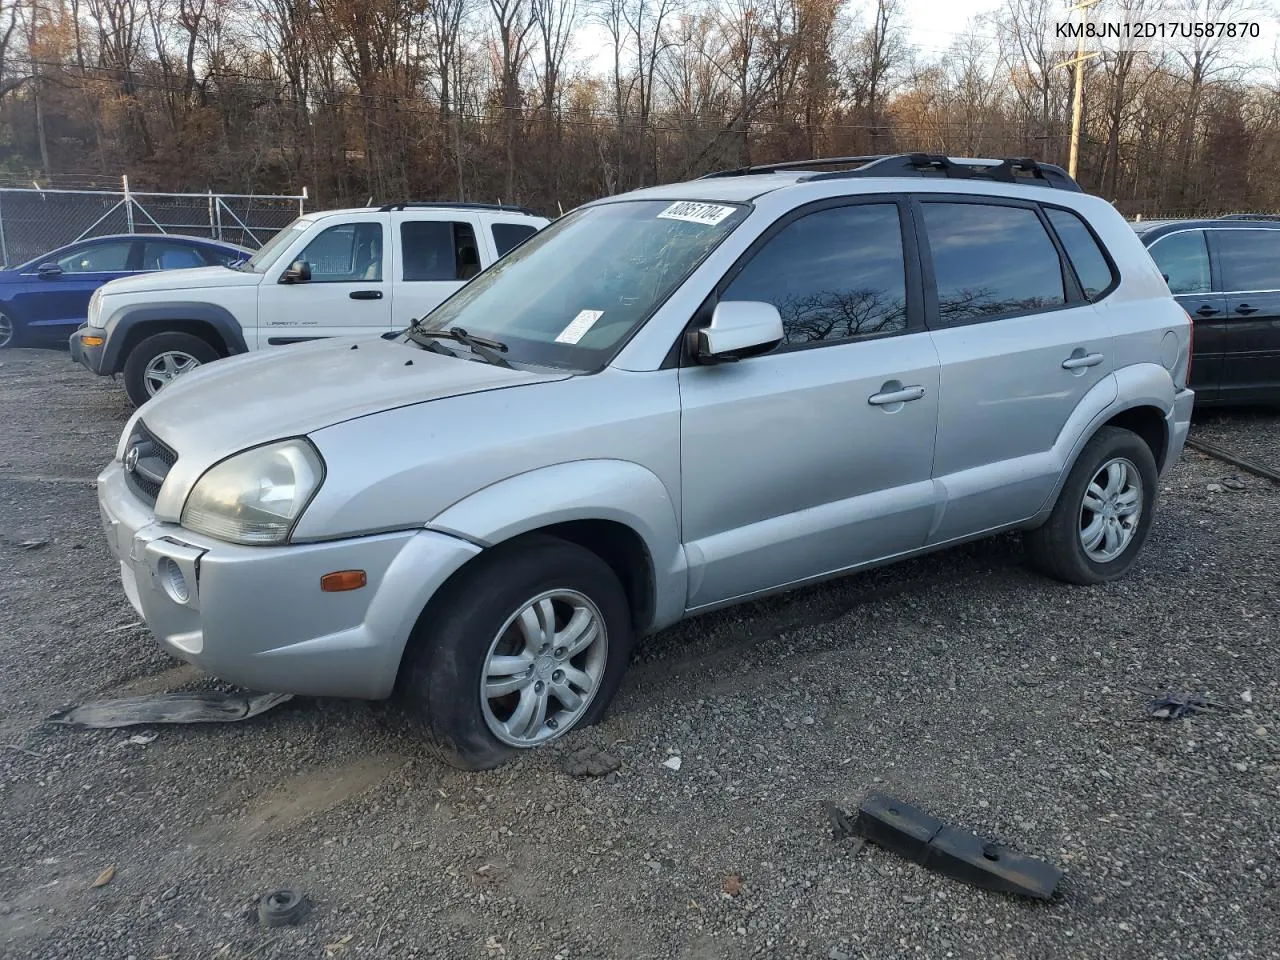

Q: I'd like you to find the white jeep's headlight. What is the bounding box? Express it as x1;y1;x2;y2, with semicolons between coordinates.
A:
87;289;103;326
181;439;324;545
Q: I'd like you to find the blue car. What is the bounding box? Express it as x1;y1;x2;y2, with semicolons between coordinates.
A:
0;234;251;349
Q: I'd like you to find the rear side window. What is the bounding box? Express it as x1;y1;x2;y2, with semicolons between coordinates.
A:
1045;207;1115;298
492;223;538;257
141;240;206;270
401;221;481;281
1147;231;1210;295
921;202;1065;324
1215;229;1280;291
722;203;908;345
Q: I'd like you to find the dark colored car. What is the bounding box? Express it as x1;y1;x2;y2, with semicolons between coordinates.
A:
0;234;250;349
1134;216;1280;405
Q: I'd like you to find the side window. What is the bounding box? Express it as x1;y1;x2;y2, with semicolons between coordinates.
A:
141;240;207;271
55;241;133;273
202;246;247;267
492;222;537;257
295;223;383;282
921;202;1065;324
401;221;481;281
1215;229;1280;292
722;203;908;345
1147;231;1210;295
1045;207;1115;298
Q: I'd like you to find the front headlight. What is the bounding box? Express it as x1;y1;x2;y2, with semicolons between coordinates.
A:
181;439;324;545
87;289;103;327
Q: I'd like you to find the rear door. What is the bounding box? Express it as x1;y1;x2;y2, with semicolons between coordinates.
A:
1146;228;1224;399
1209;227;1280;404
918;197;1114;543
391;214;484;326
256;216;393;345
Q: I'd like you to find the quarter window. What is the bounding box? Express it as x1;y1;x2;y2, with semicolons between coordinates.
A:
55;241;133;273
1215;229;1280;292
492;223;538;257
723;203;908;345
1147;231;1210;295
921;202;1065;324
401;220;482;281
294;223;383;282
1045;207;1115;298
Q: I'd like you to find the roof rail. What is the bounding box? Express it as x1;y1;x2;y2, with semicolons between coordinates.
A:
700;153;1082;192
1217;213;1280;221
379;201;541;215
699;156;886;179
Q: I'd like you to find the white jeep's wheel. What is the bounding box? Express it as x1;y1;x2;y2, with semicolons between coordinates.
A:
122;332;220;406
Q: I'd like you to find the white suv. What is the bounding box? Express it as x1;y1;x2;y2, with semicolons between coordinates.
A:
70;203;550;405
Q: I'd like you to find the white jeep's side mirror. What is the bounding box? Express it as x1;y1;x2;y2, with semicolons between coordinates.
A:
693;300;784;364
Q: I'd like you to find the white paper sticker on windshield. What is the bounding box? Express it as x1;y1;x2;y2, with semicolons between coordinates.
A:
555;309;604;344
656;201;735;226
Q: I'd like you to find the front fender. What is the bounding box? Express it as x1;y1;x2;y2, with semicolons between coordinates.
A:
426;459;687;631
101;301;249;373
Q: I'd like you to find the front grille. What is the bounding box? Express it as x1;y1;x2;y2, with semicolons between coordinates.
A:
123;421;178;505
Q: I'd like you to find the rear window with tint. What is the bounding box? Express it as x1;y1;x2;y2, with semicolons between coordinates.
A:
1215;229;1280;292
492;223;538;257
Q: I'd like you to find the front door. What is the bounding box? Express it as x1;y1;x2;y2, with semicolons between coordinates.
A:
16;238;137;339
1146;228;1224;400
917;198;1115;543
256;217;393;346
678;199;940;609
390;216;482;327
1209;227;1280;404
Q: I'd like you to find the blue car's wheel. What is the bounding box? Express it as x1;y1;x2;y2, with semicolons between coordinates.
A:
0;310;19;349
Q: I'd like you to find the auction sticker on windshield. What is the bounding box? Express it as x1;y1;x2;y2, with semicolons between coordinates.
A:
657;202;736;226
555;309;605;344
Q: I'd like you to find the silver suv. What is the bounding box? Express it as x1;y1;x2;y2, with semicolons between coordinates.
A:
96;154;1194;769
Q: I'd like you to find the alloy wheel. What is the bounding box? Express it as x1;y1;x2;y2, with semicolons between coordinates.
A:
1079;456;1144;562
143;350;201;395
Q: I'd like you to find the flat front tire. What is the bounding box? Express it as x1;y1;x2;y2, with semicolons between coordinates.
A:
122;331;219;406
1024;426;1159;585
398;535;634;770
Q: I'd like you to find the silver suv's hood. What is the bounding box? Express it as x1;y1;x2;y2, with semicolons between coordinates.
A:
128;337;571;519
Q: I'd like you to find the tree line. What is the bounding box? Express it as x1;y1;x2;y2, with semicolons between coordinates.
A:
1;0;1277;217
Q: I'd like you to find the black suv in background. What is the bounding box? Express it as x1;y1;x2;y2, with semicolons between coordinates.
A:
1134;215;1280;406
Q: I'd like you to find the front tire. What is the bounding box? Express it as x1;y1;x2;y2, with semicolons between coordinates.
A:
1024;426;1159;585
122;331;219;406
398;535;634;770
0;310;21;349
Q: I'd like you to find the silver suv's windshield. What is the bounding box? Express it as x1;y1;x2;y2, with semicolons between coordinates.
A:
239;220;309;273
417;199;749;371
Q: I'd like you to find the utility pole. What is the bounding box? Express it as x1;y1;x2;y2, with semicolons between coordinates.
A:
1059;0;1102;179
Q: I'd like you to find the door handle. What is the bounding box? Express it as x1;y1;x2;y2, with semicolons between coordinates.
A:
1195;304;1221;317
1062;352;1104;370
867;385;925;406
1235;303;1258;315
349;290;383;300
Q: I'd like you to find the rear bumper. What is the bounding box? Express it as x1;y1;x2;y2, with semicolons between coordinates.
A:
96;461;482;699
1165;387;1195;474
70;325;108;374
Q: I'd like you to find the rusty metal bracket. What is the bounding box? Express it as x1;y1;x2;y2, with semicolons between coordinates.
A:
853;793;1063;900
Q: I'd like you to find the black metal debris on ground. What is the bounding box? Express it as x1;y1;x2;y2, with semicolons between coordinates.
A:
46;691;294;728
829;793;1064;901
1146;690;1219;721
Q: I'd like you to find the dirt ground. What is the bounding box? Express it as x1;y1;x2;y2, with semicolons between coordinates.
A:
1;345;1278;960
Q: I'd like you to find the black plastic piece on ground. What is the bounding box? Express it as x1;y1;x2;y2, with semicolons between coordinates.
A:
258;888;309;927
854;794;1063;900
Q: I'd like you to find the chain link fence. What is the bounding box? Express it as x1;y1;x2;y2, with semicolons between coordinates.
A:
0;179;307;268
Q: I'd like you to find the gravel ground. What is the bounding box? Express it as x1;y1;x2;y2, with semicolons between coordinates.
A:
2;346;1278;960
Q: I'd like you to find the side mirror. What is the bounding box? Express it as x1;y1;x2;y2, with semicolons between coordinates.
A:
691;300;784;364
36;262;63;279
280;260;311;284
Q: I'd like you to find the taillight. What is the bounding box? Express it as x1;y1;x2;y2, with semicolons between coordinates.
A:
1183;309;1194;387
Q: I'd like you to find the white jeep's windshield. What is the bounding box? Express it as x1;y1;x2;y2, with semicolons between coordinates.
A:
241;220;309;273
417;199;749;372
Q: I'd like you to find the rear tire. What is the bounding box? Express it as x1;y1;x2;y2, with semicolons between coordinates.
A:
1024;426;1159;585
398;535;634;770
122;331;219;406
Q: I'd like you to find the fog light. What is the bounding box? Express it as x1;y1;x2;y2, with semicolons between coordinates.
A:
158;556;190;603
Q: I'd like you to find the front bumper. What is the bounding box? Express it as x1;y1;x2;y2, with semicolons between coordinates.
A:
97;461;482;699
70;325;107;374
1165;387;1195;474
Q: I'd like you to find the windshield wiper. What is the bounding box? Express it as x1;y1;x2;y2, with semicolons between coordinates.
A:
406;322;512;368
